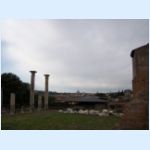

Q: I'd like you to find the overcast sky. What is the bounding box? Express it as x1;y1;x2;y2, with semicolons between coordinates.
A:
1;19;149;93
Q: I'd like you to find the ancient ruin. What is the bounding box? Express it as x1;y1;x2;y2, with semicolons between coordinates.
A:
131;43;149;101
118;43;149;129
29;71;37;112
44;74;50;110
38;95;42;111
3;44;149;130
10;93;15;115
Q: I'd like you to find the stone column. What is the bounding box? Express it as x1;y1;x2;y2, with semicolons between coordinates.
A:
21;106;25;114
29;71;37;112
44;74;50;110
10;93;15;115
1;88;3;109
38;95;42;111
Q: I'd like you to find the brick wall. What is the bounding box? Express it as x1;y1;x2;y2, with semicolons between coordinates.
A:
132;44;149;101
117;44;149;129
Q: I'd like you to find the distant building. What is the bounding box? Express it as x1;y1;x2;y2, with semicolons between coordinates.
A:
130;43;149;101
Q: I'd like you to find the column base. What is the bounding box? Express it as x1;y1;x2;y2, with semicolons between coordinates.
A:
37;109;41;112
10;112;15;115
10;106;15;115
44;104;48;111
29;105;34;112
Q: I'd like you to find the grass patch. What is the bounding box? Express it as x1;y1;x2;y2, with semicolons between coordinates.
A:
1;111;120;130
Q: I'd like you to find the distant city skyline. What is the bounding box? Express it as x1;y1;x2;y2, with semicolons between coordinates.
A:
1;19;149;93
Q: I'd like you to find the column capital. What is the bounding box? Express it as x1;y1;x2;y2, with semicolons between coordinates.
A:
44;74;50;77
30;70;37;74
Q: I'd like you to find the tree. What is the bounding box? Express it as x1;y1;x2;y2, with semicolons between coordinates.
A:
1;73;30;108
1;73;22;93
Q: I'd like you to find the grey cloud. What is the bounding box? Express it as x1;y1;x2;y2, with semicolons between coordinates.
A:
1;19;149;92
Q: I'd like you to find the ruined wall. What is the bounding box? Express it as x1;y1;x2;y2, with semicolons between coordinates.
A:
117;44;149;129
131;44;149;101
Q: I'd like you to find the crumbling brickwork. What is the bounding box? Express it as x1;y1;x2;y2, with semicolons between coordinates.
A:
118;101;149;129
118;44;149;129
131;44;149;101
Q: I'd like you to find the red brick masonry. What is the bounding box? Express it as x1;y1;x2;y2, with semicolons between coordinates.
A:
118;44;149;129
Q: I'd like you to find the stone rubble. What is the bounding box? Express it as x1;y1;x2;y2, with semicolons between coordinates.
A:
58;108;123;117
